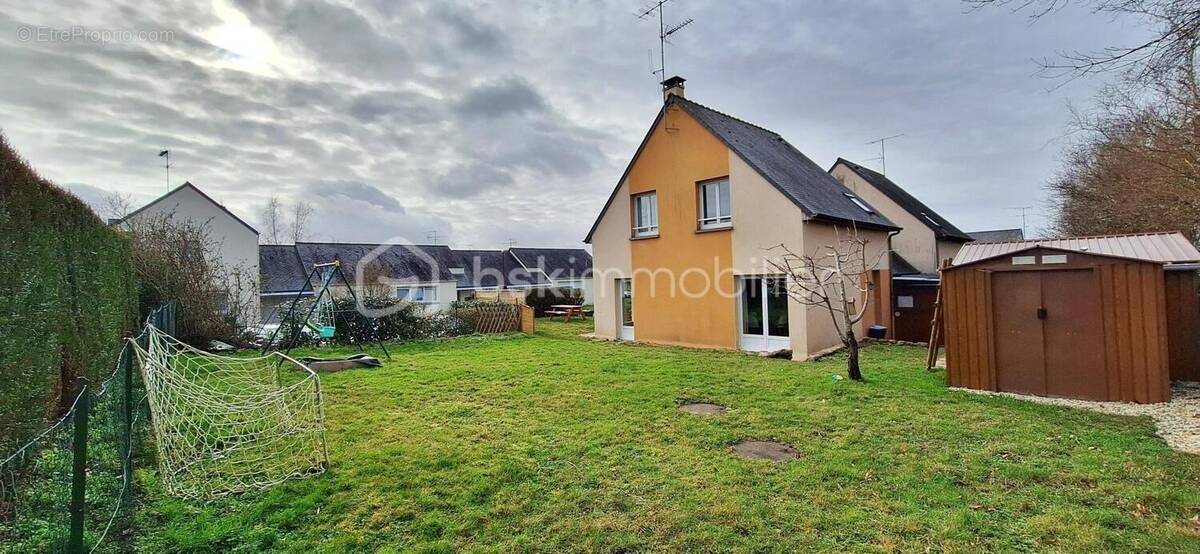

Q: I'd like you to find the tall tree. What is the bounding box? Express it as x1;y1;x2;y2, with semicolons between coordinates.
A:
261;196;283;245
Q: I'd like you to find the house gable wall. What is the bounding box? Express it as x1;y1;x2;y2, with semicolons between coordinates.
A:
831;164;940;273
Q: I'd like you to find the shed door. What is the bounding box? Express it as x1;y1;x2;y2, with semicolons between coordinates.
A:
992;272;1046;395
991;268;1105;400
1042;270;1106;400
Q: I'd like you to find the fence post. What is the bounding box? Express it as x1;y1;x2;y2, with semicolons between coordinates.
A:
121;343;134;505
68;383;90;553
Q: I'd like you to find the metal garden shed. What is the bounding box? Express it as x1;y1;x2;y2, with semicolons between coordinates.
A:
942;232;1200;403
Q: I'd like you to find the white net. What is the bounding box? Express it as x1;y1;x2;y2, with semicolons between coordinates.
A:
129;326;328;498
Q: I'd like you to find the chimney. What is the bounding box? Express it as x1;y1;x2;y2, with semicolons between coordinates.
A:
662;75;685;100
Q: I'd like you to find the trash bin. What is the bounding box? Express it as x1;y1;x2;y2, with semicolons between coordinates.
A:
867;325;887;339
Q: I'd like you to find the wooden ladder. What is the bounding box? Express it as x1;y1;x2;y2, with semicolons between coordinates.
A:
925;259;951;371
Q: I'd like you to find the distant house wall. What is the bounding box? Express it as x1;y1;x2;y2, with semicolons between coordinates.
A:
122;184;259;316
831;165;939;273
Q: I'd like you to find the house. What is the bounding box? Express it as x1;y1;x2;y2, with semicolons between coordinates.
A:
585;77;898;359
113;182;260;318
260;242;593;322
968;228;1024;242
829;159;973;342
942;232;1200;403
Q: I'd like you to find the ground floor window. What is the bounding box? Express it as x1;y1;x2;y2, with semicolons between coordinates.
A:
397;286;437;303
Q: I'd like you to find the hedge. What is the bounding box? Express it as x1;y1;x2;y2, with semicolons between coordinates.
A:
0;133;136;452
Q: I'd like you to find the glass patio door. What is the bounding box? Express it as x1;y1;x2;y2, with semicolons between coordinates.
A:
618;279;634;340
738;276;790;352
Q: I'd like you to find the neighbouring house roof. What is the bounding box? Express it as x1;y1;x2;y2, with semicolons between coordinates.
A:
584;96;899;243
293;242;459;284
951;232;1200;267
113;181;259;235
967;228;1024;242
260;245;312;294
260;244;590;294
832;158;972;242
890;251;921;276
508;248;593;280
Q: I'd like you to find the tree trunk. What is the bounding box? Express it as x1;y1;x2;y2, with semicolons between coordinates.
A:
846;328;863;381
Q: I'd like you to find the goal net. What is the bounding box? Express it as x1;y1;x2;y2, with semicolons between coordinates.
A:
130;326;328;498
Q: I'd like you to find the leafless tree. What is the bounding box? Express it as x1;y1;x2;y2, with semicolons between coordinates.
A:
967;0;1200;82
766;234;884;381
102;191;133;221
289;200;313;243
260;196;284;245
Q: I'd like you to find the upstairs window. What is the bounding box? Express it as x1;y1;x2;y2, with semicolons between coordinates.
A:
632;192;658;237
698;178;731;229
844;193;874;213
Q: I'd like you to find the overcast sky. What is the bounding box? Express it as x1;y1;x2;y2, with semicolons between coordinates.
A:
1;0;1150;247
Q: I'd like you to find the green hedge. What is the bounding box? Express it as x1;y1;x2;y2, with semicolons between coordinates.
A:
0;133;136;452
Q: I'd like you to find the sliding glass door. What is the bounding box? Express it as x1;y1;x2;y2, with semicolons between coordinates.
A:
738;276;790;352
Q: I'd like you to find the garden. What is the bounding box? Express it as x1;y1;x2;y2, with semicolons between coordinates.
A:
131;320;1200;552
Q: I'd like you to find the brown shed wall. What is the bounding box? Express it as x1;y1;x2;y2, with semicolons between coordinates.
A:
943;248;1172;403
1165;270;1200;381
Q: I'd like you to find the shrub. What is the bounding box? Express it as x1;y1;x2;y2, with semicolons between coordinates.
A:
524;287;584;317
0;132;136;451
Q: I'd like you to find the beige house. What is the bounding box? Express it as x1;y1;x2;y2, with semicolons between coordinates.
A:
586;77;899;359
829;159;973;341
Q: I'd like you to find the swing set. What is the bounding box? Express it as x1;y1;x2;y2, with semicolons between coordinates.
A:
263;260;391;361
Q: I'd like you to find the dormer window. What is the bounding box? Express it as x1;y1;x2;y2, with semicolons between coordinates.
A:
844;193;874;213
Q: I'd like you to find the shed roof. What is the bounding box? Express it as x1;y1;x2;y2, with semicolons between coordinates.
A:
951;232;1200;267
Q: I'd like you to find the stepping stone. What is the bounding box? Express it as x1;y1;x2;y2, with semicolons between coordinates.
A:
731;440;801;462
679;402;727;416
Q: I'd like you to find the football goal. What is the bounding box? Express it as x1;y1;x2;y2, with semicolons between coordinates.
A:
130;325;328;498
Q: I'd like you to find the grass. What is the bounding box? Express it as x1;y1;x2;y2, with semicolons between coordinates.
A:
136;320;1200;552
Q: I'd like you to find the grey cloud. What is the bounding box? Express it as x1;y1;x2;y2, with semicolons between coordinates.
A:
455;77;546;118
433;162;513;198
309;180;403;211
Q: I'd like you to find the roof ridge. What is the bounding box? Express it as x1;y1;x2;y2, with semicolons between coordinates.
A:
969;230;1186;245
671;96;782;137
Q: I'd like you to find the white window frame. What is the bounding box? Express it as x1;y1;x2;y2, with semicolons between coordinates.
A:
396;285;438;304
844;193;874;214
632;192;659;238
697;178;732;229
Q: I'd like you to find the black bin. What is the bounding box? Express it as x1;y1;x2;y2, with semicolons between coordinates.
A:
867;325;887;339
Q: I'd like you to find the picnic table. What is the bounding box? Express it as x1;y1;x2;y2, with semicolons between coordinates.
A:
545;304;588;321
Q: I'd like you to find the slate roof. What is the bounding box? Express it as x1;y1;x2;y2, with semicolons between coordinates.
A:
585;96;898;243
952;232;1200;267
833;159;972;242
508;248;593;280
452;249;550;289
292;242;459;284
968;228;1024;242
260;245;312;294
889;251;921;276
259;244;588;293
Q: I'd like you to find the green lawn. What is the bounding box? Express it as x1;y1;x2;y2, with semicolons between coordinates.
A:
136;320;1200;552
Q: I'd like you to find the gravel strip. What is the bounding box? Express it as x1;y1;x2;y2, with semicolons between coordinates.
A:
952;382;1200;454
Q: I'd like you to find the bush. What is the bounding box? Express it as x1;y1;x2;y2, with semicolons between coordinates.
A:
524;287;584;317
0;132;136;451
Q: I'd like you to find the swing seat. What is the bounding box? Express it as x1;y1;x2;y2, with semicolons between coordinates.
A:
319;325;336;339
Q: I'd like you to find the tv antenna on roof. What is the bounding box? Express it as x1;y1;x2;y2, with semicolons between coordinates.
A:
1006;206;1033;238
426;230;439;244
158;149;170;190
865;134;904;175
638;0;693;82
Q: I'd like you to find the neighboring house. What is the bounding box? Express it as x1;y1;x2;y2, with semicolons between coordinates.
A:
829;159;973;342
968;228;1025;242
260;242;593;322
114;181;260;317
585;77;898;359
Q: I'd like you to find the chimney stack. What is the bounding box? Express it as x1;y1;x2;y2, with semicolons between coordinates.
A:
662;75;685;101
